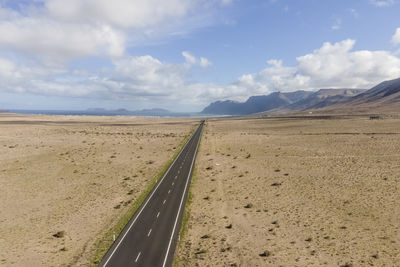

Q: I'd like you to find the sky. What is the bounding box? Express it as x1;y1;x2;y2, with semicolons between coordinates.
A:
1;0;400;112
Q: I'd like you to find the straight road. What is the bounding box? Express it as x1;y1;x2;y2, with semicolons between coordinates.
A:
98;120;204;267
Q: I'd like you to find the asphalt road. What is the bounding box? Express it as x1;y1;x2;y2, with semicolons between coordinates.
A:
98;120;204;267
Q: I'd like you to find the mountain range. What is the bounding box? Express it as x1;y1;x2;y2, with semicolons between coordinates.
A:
201;77;400;115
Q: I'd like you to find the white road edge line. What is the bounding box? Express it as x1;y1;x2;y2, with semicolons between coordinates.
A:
147;229;152;237
101;128;194;267
135;252;141;263
161;126;202;267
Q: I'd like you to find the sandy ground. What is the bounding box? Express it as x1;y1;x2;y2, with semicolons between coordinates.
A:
0;114;197;267
177;116;400;266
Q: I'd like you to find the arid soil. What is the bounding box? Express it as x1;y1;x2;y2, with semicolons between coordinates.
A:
0;114;197;267
177;116;400;266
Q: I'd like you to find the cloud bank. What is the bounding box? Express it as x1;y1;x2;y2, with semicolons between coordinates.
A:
370;0;396;7
1;1;400;110
217;39;400;102
1;38;400;110
392;28;400;45
0;0;228;63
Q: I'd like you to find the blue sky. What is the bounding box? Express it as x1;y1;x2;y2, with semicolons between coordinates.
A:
1;0;400;112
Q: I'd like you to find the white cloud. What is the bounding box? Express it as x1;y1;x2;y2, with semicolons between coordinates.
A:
111;55;188;97
182;51;212;67
211;39;400;103
0;57;15;77
0;0;228;65
182;51;197;65
297;40;400;88
370;0;396;6
238;39;400;96
1;37;400;110
392;28;400;45
0;18;125;63
199;57;212;67
0;52;217;108
0;56;102;97
220;0;233;6
44;0;193;29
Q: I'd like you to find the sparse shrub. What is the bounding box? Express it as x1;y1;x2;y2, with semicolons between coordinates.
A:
53;231;65;238
259;251;270;257
271;182;282;187
194;249;206;255
123;200;132;206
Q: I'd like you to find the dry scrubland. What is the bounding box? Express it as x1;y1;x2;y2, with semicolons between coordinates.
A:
0;113;197;266
177;116;400;266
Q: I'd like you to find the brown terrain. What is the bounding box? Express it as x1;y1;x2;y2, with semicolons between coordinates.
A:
177;115;400;266
0;113;197;266
1;112;400;267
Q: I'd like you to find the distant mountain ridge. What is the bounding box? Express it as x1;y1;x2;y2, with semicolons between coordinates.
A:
268;88;366;114
202;77;400;115
84;107;172;116
201;89;365;115
316;77;400;113
202;91;312;115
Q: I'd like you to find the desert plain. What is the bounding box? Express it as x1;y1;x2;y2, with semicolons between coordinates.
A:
0;113;197;266
177;115;400;267
1;113;400;267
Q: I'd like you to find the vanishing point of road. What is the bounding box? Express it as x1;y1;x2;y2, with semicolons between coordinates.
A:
98;120;204;267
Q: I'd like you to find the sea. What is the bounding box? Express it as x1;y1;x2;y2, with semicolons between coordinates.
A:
7;109;221;118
